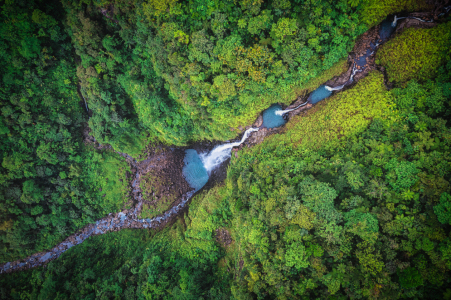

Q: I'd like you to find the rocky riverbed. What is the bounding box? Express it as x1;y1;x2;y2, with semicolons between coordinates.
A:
1;7;449;275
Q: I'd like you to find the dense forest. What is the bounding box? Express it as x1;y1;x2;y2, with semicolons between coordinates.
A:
1;0;451;299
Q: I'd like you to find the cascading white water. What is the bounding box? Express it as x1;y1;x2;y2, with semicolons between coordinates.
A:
5;8;450;275
393;13;446;26
392;15;405;27
275;100;309;116
81;94;89;112
324;84;345;92
325;63;362;92
276;63;362;116
200;127;259;173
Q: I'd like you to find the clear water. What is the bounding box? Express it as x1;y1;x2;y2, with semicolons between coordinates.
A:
262;104;287;128
308;85;333;104
183;149;209;191
0;11;414;275
379;16;396;42
356;48;373;67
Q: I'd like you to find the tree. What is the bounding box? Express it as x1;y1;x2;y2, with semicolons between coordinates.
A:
211;75;237;102
385;158;419;192
270;18;298;50
285;242;309;270
434;192;451;225
398;267;424;289
298;177;341;223
21;180;43;204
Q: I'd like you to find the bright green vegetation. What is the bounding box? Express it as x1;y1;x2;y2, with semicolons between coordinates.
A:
266;71;397;150
0;1;133;262
377;21;451;84
360;0;432;27
2;0;451;299
83;151;131;213
61;0;368;145
0;0;131;263
3;61;451;299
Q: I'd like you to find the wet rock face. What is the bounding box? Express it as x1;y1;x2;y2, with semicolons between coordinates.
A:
287;103;312;119
325;63;354;88
4;6;450;275
248;127;269;145
395;12;437;32
254;115;263;127
350;23;380;76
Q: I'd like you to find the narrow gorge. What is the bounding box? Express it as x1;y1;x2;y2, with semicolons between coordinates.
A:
0;6;449;275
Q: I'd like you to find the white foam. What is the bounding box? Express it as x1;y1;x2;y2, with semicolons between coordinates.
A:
200;128;259;173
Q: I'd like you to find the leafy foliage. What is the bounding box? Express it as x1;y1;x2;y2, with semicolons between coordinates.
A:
376;21;451;84
1;1;451;300
60;0;368;145
0;0;130;263
360;0;433;27
434;193;451;225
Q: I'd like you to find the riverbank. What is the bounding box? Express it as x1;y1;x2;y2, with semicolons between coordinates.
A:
1;6;450;275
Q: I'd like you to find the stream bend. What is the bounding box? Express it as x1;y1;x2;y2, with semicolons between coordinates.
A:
0;9;448;275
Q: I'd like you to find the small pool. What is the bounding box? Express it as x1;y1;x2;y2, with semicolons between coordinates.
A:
182;149;209;191
356;48;373;67
262;104;287;128
379;16;396;42
308;85;333;104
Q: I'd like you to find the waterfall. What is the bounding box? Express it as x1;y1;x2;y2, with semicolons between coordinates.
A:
391;15;407;27
348;63;363;82
200;127;259;173
393;13;445;26
276;63;362;116
324;84;345;92
81;94;89;112
5;7;449;275
325;63;362;92
275;100;309;116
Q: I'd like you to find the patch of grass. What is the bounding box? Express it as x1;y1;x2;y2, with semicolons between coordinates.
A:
376;22;451;85
139;170;172;198
360;0;432;27
83;151;130;214
260;71;397;152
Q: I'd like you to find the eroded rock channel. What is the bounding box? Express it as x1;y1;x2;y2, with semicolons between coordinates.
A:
1;8;448;274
